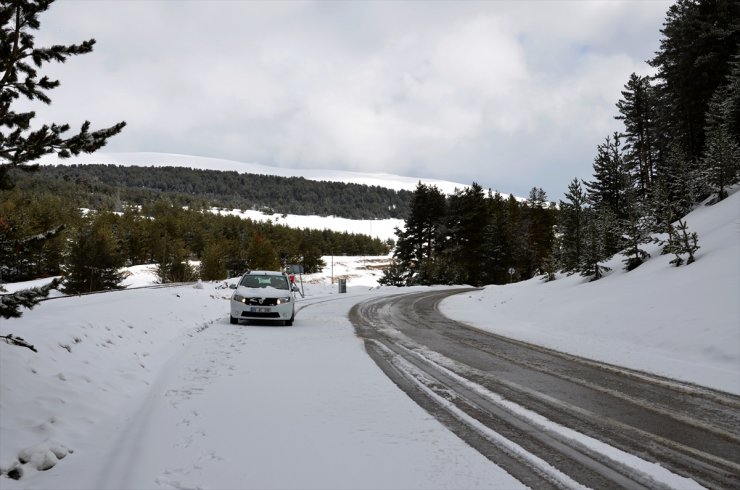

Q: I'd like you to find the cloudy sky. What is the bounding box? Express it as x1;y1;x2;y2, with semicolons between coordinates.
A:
30;0;671;198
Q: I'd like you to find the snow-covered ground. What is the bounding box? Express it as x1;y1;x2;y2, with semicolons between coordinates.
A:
212;208;402;242
1;188;737;489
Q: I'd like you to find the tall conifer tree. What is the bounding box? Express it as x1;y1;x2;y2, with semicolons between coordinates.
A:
616;73;657;197
0;0;124;319
558;178;587;274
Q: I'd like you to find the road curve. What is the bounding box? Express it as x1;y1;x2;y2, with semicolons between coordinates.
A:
349;289;740;489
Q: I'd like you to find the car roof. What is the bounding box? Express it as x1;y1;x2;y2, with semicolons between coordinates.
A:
246;270;285;276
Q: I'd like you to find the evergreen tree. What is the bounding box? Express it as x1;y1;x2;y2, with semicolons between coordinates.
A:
705;51;740;144
579;208;613;281
703;125;740;200
247;233;281;271
62;215;124;294
504;194;523;281
480;191;513;284
441;183;489;285
378;259;406;287
155;237;197;283
703;71;740;201
393;182;446;285
118;205;149;265
540;239;558;282
616;73;658;197
200;241;227;281
664;218;700;266
518;187;555;280
417;254;464;286
0;0;126;189
585;133;630;255
558;178;587;274
649;0;740;162
0;277;60;319
655;141;696;220
620;186;653;271
298;246;325;275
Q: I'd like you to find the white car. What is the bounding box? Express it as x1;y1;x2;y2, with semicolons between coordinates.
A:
230;271;297;326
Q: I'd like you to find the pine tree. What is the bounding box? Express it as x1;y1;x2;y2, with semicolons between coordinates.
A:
480;191;513;284
0;0;126;188
649;0;740;162
155;237;197;283
199;241;227;281
579;208;613;281
703;125;740;201
393;182;447;285
378;259;406;287
664;218;700;266
0;277;60;319
518;187;555;280
702;68;740;201
620;186;653;271
247;233;281;271
616;73;658;197
62;215;124;294
441;183;489;285
558;178;587;274
585;133;630;255
540;242;558;282
655;141;696;220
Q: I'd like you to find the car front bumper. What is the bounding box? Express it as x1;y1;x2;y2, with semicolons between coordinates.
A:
230;302;294;321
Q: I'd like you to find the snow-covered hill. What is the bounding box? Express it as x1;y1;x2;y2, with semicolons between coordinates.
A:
38;152;469;195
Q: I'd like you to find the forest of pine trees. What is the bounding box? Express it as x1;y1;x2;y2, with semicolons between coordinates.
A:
381;183;556;287
22;164;412;220
383;0;739;287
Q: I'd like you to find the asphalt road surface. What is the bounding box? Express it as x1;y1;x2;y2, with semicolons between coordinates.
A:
350;288;740;489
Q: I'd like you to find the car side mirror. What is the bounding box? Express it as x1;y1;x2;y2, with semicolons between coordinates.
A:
229;283;237;290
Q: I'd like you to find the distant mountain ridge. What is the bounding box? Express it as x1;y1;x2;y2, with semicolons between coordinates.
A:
26;163;412;220
38;152;469;196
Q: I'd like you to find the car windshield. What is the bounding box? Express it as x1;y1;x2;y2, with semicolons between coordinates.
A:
240;275;288;290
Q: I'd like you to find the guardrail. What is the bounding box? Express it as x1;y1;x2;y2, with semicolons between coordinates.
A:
37;281;202;302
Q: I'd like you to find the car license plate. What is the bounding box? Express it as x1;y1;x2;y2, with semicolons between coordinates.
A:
250;307;270;313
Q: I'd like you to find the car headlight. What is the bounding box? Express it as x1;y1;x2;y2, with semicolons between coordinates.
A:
233;294;246;303
276;297;291;304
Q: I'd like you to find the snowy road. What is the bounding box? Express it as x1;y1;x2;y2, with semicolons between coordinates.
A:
350;289;740;489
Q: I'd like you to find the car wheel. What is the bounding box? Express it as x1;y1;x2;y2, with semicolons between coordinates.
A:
230;315;238;325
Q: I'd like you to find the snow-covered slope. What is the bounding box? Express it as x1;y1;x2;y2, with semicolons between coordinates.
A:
211;208;402;242
38;152;468;195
